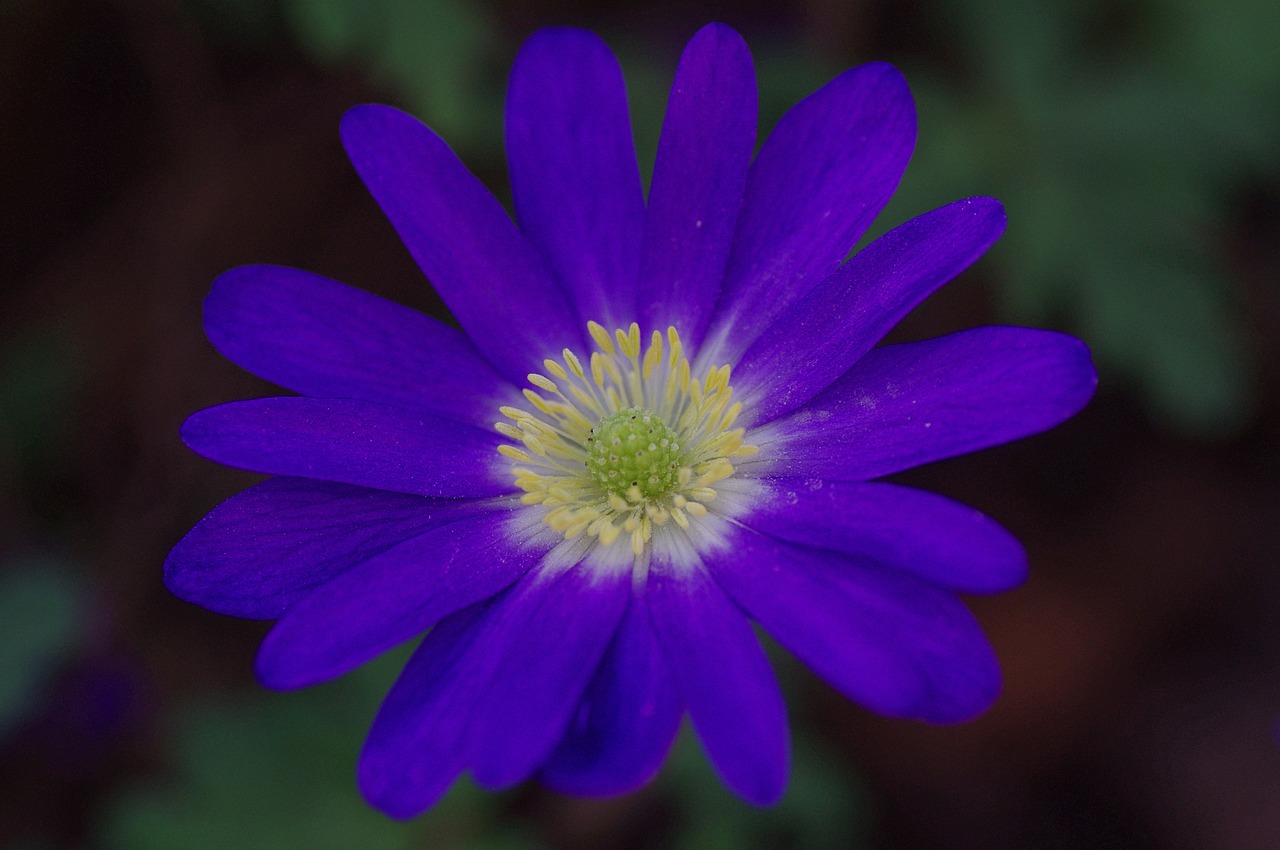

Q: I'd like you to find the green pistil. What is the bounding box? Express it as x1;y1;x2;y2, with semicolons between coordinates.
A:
586;407;682;499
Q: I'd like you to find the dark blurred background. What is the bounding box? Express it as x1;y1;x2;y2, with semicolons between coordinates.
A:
2;0;1278;848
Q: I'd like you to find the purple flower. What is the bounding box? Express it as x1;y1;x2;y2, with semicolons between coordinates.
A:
167;24;1096;817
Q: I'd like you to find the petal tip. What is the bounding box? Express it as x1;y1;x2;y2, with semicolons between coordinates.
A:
518;26;612;62
356;754;453;821
690;21;749;50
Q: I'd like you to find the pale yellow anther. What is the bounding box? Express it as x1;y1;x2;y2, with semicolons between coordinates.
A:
528;373;558;393
565;381;596;407
562;348;585;379
522;389;553;414
498;445;532;462
590;352;606;387
587;321;615;353
720;401;742;429
599;354;623;386
599;521;622;546
497;321;755;559
642;340;661;380
615;323;641;358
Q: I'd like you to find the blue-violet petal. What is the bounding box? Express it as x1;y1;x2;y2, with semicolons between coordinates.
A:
735;198;1006;424
757;326;1098;480
745;479;1027;593
181;397;507;498
165;478;451;619
204;265;508;426
704;61;917;363
711;527;1002;722
639;23;756;348
648;562;789;806
341;104;583;381
467;565;630;790
505;28;645;330
256;503;539;689
539;590;683;796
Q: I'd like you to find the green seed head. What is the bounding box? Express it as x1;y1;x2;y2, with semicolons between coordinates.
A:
586;407;682;499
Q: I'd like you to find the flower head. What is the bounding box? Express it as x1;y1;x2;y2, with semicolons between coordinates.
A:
167;24;1096;817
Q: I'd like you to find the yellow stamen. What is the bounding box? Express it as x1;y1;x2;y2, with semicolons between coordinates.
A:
493;321;758;559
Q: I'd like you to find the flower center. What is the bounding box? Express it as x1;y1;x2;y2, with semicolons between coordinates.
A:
587;407;682;499
494;322;757;557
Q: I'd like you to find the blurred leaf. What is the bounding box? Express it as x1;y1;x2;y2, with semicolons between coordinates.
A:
282;0;499;148
0;329;79;470
101;648;541;850
885;0;1274;435
0;556;87;735
663;725;869;850
178;0;284;43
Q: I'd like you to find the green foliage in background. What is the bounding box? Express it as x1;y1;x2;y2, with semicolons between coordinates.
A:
183;0;1276;435
0;556;87;736
885;0;1277;434
282;0;500;148
663;726;869;850
101;638;870;848
0;328;79;472
101;648;544;850
183;0;500;149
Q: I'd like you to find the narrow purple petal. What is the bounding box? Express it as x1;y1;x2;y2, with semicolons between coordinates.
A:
358;601;490;819
467;566;630;790
648;562;788;805
506;28;645;330
735;198;1006;424
744;480;1026;593
341;104;582;381
359;564;630;819
539;590;683;796
710;527;1001;722
756;327;1098;481
204;265;510;426
702;62;917;363
180;397;506;498
255;504;540;689
639;23;756;347
164;478;448;619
